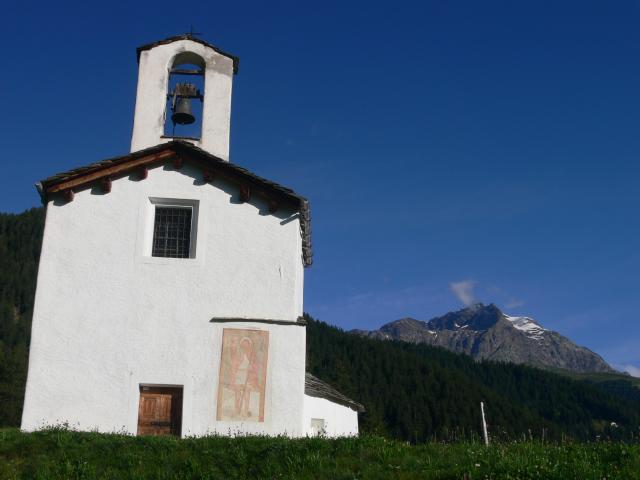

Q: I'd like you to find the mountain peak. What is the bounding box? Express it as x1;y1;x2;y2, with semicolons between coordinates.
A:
379;317;433;339
426;303;503;331
354;306;615;374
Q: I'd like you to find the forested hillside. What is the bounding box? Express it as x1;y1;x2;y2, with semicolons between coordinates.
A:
0;208;45;426
306;315;640;442
1;207;639;443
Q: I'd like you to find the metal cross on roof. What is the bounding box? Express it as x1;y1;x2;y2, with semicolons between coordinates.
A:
186;26;202;37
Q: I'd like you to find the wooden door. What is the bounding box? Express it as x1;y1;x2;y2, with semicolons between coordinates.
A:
137;386;183;436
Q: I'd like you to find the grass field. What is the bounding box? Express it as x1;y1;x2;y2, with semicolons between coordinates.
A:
1;428;639;479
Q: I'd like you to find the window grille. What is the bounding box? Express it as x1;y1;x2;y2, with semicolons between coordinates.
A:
151;206;193;258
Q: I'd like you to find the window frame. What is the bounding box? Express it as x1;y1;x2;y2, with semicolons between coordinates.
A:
141;197;200;261
151;204;194;259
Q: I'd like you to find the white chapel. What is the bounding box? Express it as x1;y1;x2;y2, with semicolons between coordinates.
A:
21;34;363;437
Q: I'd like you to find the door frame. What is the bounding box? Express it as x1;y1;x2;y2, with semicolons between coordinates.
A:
137;384;184;437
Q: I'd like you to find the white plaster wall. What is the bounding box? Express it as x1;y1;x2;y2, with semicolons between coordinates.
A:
303;395;359;437
130;39;234;160
21;163;306;436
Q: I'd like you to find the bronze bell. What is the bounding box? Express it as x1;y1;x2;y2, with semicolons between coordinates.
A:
171;97;196;125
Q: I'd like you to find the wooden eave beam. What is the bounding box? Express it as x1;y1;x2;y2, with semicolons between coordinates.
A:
177;151;297;212
45;147;299;214
170;68;204;76
45;150;176;195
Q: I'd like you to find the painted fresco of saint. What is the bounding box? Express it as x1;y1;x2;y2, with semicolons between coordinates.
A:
217;329;269;422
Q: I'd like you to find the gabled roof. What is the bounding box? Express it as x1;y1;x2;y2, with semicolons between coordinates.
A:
305;373;365;413
37;141;312;266
136;34;239;74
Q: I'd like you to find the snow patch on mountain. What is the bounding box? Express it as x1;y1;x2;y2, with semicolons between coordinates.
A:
504;314;546;340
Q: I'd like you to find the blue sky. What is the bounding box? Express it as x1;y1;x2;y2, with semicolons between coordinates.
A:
2;1;639;375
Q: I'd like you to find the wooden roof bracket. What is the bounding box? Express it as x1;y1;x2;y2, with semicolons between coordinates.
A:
268;198;279;213
203;170;215;183
175;150;295;213
63;189;74;203
239;184;251;203
100;177;112;193
44;149;176;197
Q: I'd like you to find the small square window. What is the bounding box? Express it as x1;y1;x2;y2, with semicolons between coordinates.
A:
151;206;193;258
310;418;326;436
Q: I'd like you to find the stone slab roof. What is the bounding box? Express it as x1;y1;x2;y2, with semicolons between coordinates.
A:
305;373;365;413
37;141;312;266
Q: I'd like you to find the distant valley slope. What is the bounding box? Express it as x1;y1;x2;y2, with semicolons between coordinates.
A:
352;304;615;374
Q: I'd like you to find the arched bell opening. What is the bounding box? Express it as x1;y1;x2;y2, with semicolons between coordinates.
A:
163;52;206;141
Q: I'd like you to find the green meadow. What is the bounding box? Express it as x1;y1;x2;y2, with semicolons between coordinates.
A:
1;428;638;480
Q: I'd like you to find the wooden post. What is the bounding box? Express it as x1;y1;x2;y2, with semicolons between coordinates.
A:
480;401;489;446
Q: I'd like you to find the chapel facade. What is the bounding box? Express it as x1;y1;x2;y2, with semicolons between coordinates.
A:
21;35;362;437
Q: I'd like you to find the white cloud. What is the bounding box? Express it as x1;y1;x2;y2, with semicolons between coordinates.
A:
619;364;640;378
505;298;525;309
449;280;476;306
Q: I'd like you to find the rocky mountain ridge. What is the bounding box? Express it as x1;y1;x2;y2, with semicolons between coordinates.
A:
352;303;615;374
